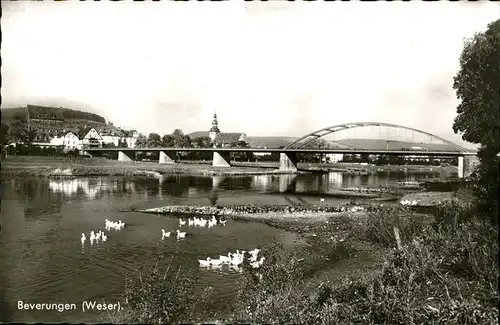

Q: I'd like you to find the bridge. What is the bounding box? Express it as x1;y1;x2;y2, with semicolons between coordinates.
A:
85;122;479;178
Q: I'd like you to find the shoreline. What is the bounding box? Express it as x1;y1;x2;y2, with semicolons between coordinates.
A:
0;155;458;180
135;202;445;235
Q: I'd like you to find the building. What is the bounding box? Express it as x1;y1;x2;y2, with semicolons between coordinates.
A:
99;129;124;147
78;127;103;149
98;128;139;148
49;130;81;151
188;113;246;147
122;130;140;148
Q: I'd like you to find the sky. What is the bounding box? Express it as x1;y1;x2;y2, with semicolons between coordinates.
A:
1;1;499;149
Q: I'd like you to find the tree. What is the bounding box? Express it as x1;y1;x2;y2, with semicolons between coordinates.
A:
171;129;191;148
229;140;253;161
117;139;128;148
192;136;212;148
162;134;175;147
103;142;117;148
452;19;500;224
0;123;10;146
191;136;213;160
147;133;162;148
135;134;148;148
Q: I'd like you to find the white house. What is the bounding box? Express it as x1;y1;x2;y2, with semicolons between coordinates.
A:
100;132;123;147
123;131;139;148
98;129;139;148
50;131;81;151
78;127;103;149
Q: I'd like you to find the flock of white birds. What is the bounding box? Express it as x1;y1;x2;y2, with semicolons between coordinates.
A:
79;214;266;271
400;199;418;206
80;219;126;246
160;215;266;271
198;248;265;270
160;215;227;240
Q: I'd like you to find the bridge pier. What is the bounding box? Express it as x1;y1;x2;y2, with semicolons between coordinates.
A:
458;155;480;178
118;151;134;162
279;152;298;172
213;151;231;167
159;151;176;164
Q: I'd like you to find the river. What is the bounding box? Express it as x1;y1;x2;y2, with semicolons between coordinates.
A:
0;170;456;323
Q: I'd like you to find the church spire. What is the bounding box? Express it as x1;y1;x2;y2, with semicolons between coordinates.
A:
209;111;220;141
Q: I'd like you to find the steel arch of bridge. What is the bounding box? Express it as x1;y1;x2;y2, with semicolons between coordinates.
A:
285;122;468;152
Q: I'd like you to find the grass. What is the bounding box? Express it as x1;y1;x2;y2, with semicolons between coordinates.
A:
110;199;498;324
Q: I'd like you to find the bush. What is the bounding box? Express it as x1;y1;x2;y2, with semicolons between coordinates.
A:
224;204;498;325
357;206;434;249
108;254;207;325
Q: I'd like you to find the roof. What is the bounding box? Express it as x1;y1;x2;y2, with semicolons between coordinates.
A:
78;126;102;140
56;130;78;138
215;133;244;144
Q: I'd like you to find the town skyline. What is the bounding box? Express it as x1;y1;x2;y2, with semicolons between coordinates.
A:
2;1;499;150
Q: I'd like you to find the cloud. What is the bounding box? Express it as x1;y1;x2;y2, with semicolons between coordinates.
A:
1;1;499;150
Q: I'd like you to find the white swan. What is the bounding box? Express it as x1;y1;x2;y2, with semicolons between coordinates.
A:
101;233;107;242
249;248;260;256
208;220;214;228
161;229;171;239
231;255;243;266
176;230;186;238
90;231;95;241
211;215;217;224
210;258;222;266
118;220;125;229
188;218;194;226
219;254;232;264
249;249;260;262
198;257;211;267
219;219;227;226
81;233;86;244
250;257;265;269
179;219;186;226
250;261;260;268
320;198;325;202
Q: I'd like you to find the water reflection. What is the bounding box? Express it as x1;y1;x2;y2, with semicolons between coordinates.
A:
37;171;453;202
48;178;126;200
279;174;298;193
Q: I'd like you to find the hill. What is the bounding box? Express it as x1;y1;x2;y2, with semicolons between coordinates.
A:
1;105;109;143
246;136;297;148
1;105;106;124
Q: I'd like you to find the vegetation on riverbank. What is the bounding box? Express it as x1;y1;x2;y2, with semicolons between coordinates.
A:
110;198;498;324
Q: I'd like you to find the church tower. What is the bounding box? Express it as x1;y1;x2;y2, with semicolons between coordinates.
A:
208;112;220;141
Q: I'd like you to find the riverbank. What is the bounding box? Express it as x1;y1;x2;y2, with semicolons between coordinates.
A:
118;197;498;324
0;156;305;179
